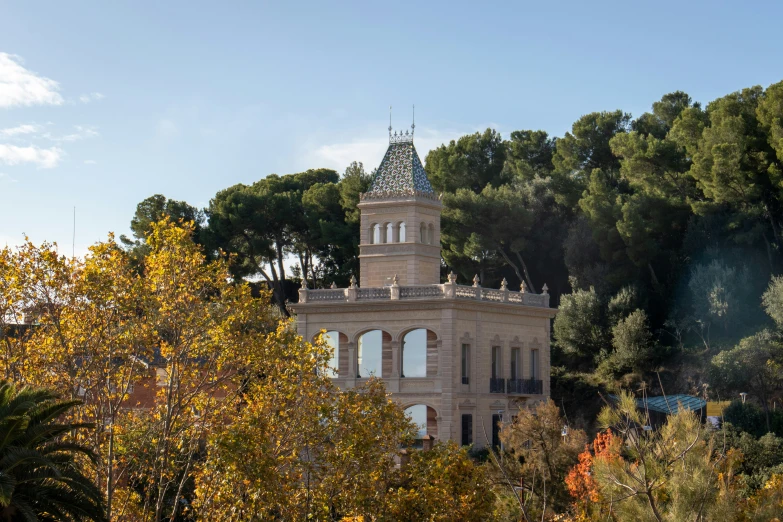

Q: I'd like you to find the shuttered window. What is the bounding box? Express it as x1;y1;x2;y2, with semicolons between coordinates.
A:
461;414;473;446
492;414;502;450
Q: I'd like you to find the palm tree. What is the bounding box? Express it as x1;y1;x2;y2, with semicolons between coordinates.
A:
0;380;107;522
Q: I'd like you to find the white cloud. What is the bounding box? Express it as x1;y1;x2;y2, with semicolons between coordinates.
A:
0;172;19;183
310;139;388;172
60;125;99;142
0;144;63;168
0;124;42;137
0;53;63;108
156;119;180;139
42;125;100;142
302;126;466;173
79;92;104;104
83;159;97;165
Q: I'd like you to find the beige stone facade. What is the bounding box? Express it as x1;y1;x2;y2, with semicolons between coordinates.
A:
291;135;556;448
358;194;442;287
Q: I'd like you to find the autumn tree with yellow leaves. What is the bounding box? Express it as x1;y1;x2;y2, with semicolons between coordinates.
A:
1;220;495;522
1;220;280;521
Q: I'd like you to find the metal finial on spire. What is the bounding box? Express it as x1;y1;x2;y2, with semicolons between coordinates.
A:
411;104;415;136
388;105;392;139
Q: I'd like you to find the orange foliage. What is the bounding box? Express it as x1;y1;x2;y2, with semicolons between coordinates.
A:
565;430;616;504
592;429;616;459
566;445;598;503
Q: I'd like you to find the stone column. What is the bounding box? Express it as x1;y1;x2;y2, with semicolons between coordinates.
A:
391;340;401;378
346;342;357;388
439;307;456;443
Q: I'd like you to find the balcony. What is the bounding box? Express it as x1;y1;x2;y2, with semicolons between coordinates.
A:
489;378;506;394
507;378;543;395
297;273;551;309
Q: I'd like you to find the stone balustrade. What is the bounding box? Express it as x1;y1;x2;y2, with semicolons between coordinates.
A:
297;273;551;308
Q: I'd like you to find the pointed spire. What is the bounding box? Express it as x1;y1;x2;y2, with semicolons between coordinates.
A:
411;104;415;137
330;281;337;289
500;277;508;290
349;275;358;289
368;108;435;196
542;283;549;295
520;282;527;294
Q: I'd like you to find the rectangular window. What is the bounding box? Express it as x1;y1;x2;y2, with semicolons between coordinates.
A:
461;414;473;446
492;414;502;450
461;344;470;384
491;346;501;379
531;349;539;380
510;348;520;380
156;368;168;387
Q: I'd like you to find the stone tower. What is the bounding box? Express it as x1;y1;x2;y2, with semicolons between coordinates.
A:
358;132;442;287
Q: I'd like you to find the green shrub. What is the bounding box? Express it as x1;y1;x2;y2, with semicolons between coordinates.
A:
607;285;642;326
607;309;654;374
724;401;769;438
553;287;607;361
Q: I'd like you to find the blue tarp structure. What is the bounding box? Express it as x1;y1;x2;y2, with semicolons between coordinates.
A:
639;394;706;414
609;394;706;415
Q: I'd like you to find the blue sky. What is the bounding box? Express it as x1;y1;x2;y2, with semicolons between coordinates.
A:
1;0;782;256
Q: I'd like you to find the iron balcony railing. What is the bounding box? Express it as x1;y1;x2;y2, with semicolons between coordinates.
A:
507;378;543;395
489;378;506;393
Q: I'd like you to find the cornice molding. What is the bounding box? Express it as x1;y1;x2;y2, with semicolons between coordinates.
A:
359;243;442;257
291;298;558;318
358;196;442;211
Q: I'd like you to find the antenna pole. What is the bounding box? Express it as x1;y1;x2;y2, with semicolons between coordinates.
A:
72;206;75;258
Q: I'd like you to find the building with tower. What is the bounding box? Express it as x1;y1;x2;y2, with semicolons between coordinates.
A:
291;125;556;448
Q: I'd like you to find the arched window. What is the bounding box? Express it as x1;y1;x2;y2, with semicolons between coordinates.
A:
386;222;394;243
398;222;406;242
322;331;339;378
428;224;435;245
420;222;427;244
371;224;381;245
402;329;427;378
405;405;427;438
358;330;383;377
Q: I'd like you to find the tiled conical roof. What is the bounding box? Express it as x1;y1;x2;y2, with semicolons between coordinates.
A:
366;139;435;197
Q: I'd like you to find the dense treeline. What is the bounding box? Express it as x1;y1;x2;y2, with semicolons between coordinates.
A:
120;162;373;313
126;80;782;384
